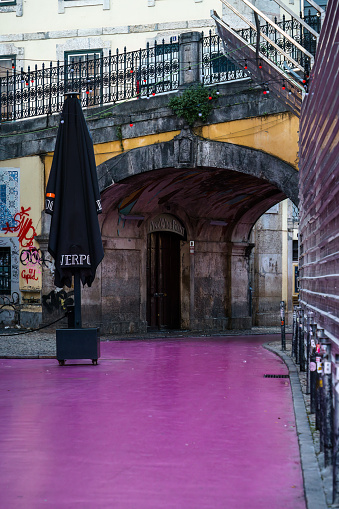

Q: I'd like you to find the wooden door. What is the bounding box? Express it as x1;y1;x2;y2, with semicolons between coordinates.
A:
147;231;180;329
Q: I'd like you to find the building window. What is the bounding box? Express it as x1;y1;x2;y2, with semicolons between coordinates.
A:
0;0;22;15
0;56;15;121
0;56;14;77
64;50;103;104
0;247;11;294
65;50;102;66
292;203;299;222
212;54;238;75
58;0;109;13
293;240;298;261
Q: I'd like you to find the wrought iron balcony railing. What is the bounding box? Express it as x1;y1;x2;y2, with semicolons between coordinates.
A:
0;11;319;122
202;32;248;84
0;40;180;121
236;12;319;70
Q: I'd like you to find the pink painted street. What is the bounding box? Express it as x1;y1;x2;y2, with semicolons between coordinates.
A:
0;335;306;509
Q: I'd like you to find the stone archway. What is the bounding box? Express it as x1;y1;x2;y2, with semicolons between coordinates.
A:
95;129;299;332
98;128;299;205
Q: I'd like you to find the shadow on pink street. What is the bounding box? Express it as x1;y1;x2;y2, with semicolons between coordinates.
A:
0;335;305;509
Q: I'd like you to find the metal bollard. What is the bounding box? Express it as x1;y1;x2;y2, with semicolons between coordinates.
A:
315;335;322;431
332;355;339;505
295;307;301;364
319;329;333;467
280;300;286;351
306;311;314;394
310;323;317;413
292;306;297;359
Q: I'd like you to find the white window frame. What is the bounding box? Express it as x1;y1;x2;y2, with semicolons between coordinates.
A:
58;0;110;13
0;56;16;120
0;0;23;16
64;49;104;104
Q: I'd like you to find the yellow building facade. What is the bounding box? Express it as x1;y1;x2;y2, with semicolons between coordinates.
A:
0;1;301;328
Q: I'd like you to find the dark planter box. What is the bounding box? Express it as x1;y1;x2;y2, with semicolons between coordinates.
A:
56;328;100;365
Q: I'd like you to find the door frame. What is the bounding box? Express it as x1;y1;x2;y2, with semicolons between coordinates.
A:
146;214;187;330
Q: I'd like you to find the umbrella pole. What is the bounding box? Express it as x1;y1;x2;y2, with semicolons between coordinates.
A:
74;270;82;328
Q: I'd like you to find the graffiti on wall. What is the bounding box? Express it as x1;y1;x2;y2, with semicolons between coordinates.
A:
0;292;20;308
19;247;54;288
2;203;40;288
20;247;52;268
21;267;39;285
42;289;74;313
1;188;53;291
0;291;20;322
2;206;37;248
0;169;21;300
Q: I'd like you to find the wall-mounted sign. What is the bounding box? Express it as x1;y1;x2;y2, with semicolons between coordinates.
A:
148;214;185;238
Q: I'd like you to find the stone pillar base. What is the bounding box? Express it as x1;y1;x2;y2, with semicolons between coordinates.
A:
229;316;252;330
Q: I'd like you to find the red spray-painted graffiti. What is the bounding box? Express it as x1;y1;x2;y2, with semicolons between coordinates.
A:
2;206;37;248
21;268;39;285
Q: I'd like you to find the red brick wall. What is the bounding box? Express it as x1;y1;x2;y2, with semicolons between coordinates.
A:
298;0;339;342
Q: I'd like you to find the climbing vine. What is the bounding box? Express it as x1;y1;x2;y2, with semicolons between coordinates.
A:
168;84;217;126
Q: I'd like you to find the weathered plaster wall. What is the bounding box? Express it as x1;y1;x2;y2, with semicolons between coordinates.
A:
88;205;234;333
1;83;298;168
0;83;299;332
201;113;299;169
250;199;296;327
251;203;283;326
193;241;229;330
0;156;44;327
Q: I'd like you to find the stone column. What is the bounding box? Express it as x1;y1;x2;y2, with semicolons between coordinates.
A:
230;242;252;329
179;240;191;329
179;31;202;89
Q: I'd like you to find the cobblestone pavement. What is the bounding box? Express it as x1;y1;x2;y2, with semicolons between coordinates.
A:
0;325;289;358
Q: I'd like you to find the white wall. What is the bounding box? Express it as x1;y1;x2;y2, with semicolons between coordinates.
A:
0;0;297;68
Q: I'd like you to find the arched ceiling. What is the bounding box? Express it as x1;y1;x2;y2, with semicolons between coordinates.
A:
101;167;286;241
98;130;297;241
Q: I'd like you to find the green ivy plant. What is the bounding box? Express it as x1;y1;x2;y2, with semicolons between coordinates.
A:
168;84;217;126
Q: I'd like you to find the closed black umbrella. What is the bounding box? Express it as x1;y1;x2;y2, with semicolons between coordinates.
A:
45;93;104;289
45;93;104;363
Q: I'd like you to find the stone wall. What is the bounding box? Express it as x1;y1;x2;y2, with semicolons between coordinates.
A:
0;80;289;163
251;203;284;326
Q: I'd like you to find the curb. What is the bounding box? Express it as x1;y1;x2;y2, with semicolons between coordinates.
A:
264;343;328;509
0;355;55;359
